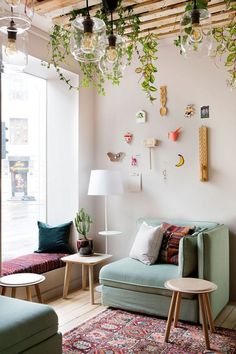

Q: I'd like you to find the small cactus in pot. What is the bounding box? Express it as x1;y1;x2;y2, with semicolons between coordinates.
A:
74;208;93;255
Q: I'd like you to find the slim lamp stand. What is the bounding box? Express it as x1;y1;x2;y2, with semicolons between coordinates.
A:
104;195;108;254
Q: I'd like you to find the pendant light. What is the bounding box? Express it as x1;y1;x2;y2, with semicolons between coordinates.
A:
70;0;106;63
0;8;28;73
99;0;127;80
180;0;213;57
0;0;33;72
0;0;34;33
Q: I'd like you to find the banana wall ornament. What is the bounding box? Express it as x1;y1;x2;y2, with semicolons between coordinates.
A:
175;154;185;167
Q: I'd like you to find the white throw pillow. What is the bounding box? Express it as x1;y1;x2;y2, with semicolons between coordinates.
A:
129;222;164;265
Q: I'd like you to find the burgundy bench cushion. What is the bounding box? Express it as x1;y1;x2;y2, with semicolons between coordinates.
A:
2;253;69;276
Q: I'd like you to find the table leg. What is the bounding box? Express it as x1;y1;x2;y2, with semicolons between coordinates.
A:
164;291;178;342
204;293;215;332
173;292;181;327
88;265;94;305
35;284;43;303
11;287;16;298
26;286;32;301
1;287;6;296
199;293;210;350
82;264;87;290
63;263;73;299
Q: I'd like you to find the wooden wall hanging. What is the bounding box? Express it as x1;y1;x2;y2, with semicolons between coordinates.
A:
160;86;168;116
199;126;208;182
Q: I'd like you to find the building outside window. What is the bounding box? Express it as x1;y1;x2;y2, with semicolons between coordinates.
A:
1;72;46;260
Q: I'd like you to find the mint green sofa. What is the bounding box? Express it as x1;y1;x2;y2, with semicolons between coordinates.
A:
99;218;229;323
0;295;62;354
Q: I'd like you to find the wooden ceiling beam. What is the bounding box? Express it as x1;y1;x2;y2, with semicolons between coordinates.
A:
140;17;231;38
125;5;233;33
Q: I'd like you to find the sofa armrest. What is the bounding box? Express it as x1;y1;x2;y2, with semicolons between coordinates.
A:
198;225;229;319
178;235;198;277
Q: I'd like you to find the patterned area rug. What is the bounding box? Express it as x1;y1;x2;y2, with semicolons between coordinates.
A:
62;308;236;353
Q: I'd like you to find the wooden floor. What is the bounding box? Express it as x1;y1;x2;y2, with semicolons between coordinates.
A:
47;287;236;335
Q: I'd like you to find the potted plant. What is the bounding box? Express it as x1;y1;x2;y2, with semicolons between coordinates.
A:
74;208;93;256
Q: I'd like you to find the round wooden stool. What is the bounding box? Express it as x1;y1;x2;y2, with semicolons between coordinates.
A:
164;277;217;350
0;273;45;303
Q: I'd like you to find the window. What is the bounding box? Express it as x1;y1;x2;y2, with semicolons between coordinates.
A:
1;72;46;260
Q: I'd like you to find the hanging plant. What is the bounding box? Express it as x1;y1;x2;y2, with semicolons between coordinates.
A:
174;0;236;89
212;11;236;89
45;3;158;101
135;34;158;102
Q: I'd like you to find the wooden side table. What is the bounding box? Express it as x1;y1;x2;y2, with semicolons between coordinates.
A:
0;273;45;303
61;253;112;304
164;277;217;350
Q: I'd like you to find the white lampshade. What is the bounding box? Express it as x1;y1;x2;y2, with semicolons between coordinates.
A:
88;170;123;196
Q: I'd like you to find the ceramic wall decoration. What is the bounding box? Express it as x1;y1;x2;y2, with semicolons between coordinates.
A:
200;106;209;119
168;127;182;141
175;154;185;167
136;110;146;123
107;152;125;162
131;156;138;166
143;138;158;169
184;104;195;118
160;86;168;116
199;125;208;181
124;132;133;143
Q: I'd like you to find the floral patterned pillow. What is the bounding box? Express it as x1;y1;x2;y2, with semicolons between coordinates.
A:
158;223;195;265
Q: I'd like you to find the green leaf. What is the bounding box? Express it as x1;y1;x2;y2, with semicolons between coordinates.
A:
135;67;143;74
227;53;236;62
149;85;157;92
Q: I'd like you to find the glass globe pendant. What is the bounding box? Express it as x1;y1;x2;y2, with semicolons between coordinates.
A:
99;33;127;81
0;19;28;73
180;0;213;57
99;8;127;81
70;0;106;63
0;0;34;33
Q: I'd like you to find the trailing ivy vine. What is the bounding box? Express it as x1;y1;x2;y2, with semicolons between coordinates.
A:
46;0;235;99
212;10;236;89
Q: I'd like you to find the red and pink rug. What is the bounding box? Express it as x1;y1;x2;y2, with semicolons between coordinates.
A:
62;308;236;353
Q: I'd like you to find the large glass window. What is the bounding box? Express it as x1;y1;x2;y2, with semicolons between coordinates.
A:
1;73;46;260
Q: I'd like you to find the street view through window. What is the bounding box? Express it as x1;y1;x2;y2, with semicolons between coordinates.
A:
1;73;46;260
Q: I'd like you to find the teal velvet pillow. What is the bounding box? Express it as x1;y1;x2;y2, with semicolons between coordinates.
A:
35;221;73;254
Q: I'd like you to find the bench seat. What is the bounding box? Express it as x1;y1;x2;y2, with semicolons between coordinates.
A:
2;253;68;276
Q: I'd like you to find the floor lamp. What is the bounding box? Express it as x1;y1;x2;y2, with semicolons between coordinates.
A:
88;170;123;253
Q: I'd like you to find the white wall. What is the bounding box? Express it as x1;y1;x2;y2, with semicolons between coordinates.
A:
93;40;236;300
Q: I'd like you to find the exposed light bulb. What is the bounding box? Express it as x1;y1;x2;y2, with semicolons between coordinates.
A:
5;38;18;56
190;24;203;43
106;46;118;63
81;32;97;53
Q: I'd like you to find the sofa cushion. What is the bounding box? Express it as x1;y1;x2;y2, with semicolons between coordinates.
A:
129;222;163;265
35;221;73;254
159;223;194;264
100;257;193;298
0;296;59;354
2;253;68;276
